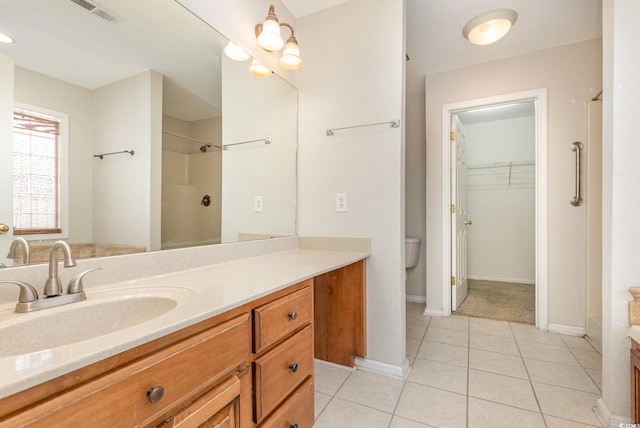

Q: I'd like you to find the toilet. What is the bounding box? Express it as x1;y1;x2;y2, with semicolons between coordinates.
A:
405;237;422;269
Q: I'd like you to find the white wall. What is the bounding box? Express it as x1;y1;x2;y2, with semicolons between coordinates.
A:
297;0;407;371
600;0;640;423
465;116;536;283
92;70;163;251
13;67;93;245
424;39;602;329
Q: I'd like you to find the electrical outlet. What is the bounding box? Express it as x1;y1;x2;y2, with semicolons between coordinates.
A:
254;196;263;212
336;193;347;212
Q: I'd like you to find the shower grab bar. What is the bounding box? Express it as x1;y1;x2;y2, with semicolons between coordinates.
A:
570;141;583;206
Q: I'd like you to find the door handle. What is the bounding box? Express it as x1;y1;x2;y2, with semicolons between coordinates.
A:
464;220;473;226
0;223;9;234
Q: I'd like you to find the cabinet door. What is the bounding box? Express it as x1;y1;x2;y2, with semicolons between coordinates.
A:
632;347;640;423
170;375;241;428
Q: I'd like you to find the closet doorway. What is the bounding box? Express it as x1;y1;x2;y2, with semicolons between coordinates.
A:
441;89;549;328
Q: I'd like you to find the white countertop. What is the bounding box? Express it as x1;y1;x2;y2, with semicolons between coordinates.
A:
629;326;640;344
0;248;368;399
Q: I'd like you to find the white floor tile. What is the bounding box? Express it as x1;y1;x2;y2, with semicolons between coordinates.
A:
510;323;565;346
335;370;405;413
407;337;421;357
429;314;469;331
518;340;580;365
416;339;469;367
389;415;433;427
407;322;428;340
470;317;514;338
313;397;392;428
467;397;546;428
425;325;469;347
408;358;468;394
533;382;602;426
468;369;539;412
469;348;529;379
544;414;602;427
470;332;520;356
559;335;597;351
314;363;352;395
570;348;602;370
395;382;467;428
314;392;331;418
524;358;600;393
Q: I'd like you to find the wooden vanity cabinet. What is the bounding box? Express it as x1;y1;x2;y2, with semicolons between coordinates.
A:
632;339;640;423
0;260;367;428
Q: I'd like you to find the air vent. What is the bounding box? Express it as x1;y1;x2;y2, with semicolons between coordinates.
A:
69;0;121;24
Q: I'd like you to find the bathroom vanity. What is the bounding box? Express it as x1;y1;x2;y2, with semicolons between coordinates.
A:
0;249;367;427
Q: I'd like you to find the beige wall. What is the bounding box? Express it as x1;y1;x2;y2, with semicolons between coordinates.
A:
405;91;427;300
297;0;407;371
13;67;93;245
424;39;602;330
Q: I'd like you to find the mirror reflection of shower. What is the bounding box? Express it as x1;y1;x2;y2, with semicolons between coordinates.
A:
161;81;223;250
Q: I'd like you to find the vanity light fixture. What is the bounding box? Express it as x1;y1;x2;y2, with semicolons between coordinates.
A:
0;32;15;44
249;59;272;78
255;4;303;70
463;9;517;46
224;41;250;61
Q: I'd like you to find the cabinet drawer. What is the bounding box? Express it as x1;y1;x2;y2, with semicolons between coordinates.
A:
12;313;251;427
254;325;313;422
258;377;314;428
253;283;312;353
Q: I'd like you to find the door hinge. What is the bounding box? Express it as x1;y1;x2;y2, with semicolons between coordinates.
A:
451;204;455;213
451;276;456;285
450;131;456;141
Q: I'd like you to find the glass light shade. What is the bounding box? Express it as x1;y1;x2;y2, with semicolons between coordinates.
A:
249;59;271;78
257;18;284;51
0;32;15;44
279;37;303;70
224;42;250;61
463;9;517;46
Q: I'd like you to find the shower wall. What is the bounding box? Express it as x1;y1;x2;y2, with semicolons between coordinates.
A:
161;115;222;249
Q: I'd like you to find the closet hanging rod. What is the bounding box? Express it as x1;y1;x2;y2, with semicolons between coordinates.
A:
223;137;271;150
467;160;535;170
93;150;134;160
326;119;400;136
162;130;221;149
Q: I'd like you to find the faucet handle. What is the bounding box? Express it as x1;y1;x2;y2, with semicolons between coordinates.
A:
67;268;101;294
0;280;39;303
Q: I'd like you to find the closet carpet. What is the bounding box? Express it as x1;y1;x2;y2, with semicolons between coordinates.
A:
455;280;535;324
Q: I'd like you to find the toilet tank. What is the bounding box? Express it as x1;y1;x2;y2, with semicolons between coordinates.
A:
405;237;422;269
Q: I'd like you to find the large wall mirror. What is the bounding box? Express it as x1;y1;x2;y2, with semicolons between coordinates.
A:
0;0;297;267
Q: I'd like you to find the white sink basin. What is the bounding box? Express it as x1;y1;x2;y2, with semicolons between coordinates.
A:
0;286;196;358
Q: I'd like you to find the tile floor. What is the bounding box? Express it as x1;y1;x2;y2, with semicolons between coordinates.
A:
312;302;603;428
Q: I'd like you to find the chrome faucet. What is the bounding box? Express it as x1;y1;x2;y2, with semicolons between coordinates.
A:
43;241;77;297
0;241;99;312
7;237;32;265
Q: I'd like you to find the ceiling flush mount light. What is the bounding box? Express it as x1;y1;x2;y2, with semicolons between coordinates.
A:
255;4;303;70
224;41;250;61
463;9;517;46
0;32;15;44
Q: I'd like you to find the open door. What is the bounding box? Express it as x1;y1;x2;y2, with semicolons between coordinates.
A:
451;115;469;310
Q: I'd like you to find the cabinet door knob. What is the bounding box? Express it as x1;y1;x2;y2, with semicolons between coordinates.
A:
289;363;298;373
288;311;298;320
147;386;165;403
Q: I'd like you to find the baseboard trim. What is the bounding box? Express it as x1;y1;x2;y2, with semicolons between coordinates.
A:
355;357;409;380
406;294;426;303
596;397;628;427
548;323;586;336
424;307;444;316
467;275;535;285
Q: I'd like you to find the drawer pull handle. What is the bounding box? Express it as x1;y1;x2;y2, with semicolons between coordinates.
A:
290;424;299;428
288;311;298;320
146;386;165;403
289;363;299;373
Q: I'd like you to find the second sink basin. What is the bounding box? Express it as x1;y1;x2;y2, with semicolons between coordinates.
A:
0;286;196;358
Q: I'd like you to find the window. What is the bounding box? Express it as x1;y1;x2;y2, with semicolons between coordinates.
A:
12;106;67;236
